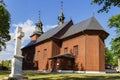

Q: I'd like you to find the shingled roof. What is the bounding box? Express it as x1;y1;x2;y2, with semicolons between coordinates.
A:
36;19;73;44
61;16;108;39
22;40;36;49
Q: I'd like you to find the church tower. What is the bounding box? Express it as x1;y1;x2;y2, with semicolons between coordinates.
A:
30;12;43;41
58;1;65;26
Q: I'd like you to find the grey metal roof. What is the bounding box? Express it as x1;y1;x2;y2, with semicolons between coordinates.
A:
22;40;36;49
36;20;71;43
61;16;106;39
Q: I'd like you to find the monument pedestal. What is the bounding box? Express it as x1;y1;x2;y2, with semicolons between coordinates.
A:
9;55;23;77
8;55;28;80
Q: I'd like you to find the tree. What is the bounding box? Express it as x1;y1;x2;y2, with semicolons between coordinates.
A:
111;36;120;71
110;36;120;57
105;47;117;67
108;14;120;33
0;1;11;51
91;0;120;13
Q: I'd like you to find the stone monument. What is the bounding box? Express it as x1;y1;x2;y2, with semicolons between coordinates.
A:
7;26;28;79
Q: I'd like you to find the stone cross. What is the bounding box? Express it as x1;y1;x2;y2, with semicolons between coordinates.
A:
9;26;27;79
14;26;24;56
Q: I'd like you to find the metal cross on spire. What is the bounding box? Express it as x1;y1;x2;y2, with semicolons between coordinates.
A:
60;1;63;12
34;10;43;35
58;1;65;26
38;11;40;21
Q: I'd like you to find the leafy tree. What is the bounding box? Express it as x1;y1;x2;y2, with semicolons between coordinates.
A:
91;0;120;13
105;47;117;67
108;14;120;66
0;1;11;51
110;36;120;67
110;36;120;57
108;14;120;33
105;47;113;64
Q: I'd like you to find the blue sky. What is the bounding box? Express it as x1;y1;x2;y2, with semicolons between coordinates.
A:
0;0;119;60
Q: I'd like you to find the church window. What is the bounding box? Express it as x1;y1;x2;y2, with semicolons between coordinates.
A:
64;47;68;53
37;51;40;60
43;49;47;58
73;45;78;56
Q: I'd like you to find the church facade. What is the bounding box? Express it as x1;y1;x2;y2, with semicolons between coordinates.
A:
22;10;108;73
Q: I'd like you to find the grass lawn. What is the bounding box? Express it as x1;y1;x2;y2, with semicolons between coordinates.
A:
0;71;120;80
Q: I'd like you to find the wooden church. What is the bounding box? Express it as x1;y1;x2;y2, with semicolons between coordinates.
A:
22;7;109;73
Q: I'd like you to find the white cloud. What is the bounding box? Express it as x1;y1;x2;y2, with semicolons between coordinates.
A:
0;19;57;60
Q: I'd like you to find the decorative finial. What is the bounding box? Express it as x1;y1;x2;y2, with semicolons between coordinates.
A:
58;1;65;26
34;11;43;35
36;11;43;27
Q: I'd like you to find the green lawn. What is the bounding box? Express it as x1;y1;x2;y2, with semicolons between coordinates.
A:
0;71;120;80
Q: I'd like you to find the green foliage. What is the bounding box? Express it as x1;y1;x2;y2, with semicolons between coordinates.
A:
2;60;10;67
105;47;113;64
91;0;120;13
0;3;11;51
105;47;117;67
108;14;120;33
110;36;120;57
108;14;120;61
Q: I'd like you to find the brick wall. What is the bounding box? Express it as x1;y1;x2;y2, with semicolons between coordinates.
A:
60;35;86;71
35;41;52;70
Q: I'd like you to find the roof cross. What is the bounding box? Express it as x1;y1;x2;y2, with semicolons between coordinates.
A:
60;1;63;12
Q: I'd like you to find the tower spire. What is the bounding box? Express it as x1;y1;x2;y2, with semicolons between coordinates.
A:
34;11;43;35
58;1;65;26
